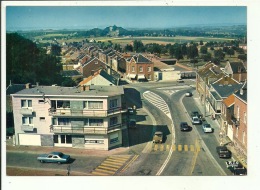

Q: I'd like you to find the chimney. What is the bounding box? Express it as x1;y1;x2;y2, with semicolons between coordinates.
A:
81;85;90;91
26;83;32;89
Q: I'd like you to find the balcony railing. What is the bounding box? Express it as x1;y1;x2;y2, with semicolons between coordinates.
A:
21;125;34;132
231;116;240;126
50;123;125;134
48;107;127;117
20;108;33;115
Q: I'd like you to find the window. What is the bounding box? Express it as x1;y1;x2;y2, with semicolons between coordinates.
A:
243;131;246;144
132;66;135;72
84;118;89;126
21;100;32;108
236;127;239;138
139;66;143;72
38;100;44;104
39;117;45;121
244;112;247;124
57;118;70;125
22;117;33;125
57;100;70;108
110;133;119;144
109;99;118;108
237;106;240;119
54;135;58;143
88;101;103;109
89;119;103;126
148;66;151;72
85;139;104;144
54;135;72;144
110;117;118;126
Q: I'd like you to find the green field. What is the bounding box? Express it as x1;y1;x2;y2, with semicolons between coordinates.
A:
38;35;236;45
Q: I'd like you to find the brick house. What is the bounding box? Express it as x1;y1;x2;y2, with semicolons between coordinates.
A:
126;54;154;81
232;82;247;156
79;57;108;78
11;84;127;150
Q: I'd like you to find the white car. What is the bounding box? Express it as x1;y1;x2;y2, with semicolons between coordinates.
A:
185;92;192;97
202;124;213;133
192;116;202;125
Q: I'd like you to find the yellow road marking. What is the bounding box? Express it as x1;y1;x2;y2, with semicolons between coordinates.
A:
101;163;121;169
95;168;115;175
166;144;170;151
154;144;158;151
120;155;139;173
190;145;195;152
106;158;126;164
196;146;200;152
97;165;118;171
103;160;124;166
91;171;110;176
178;145;182;151
184;145;188;151
172;145;176;151
160;144;164;151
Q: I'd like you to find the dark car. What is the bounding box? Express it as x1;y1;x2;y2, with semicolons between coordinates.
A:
180;122;190;131
128;119;137;128
216;146;232;158
37;152;70;164
177;78;184;83
191;111;201;118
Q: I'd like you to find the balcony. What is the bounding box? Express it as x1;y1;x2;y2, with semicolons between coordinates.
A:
21;125;34;132
48;107;127;117
231;115;240;126
20;108;33;115
50;123;125;134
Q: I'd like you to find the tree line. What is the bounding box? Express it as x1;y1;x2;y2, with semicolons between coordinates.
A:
6;33;76;87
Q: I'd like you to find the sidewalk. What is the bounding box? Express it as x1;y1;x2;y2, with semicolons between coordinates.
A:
192;91;247;168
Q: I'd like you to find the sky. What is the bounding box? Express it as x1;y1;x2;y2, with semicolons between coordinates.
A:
6;6;247;31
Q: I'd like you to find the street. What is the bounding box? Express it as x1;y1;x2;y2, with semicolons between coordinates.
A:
6;80;233;176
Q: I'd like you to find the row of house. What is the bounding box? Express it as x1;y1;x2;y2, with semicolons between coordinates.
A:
196;61;247;158
61;42;155;85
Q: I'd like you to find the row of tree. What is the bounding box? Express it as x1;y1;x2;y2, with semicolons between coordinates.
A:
6;33;76;87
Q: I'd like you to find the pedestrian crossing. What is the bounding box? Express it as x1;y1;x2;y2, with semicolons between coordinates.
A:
162;89;180;95
152;144;200;152
157;86;189;96
91;155;134;176
143;91;171;119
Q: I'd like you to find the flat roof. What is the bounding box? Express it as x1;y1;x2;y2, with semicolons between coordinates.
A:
11;85;124;97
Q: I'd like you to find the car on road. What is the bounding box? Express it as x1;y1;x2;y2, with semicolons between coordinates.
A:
153;131;163;143
180;122;190;131
202;123;213;133
185;92;192;97
37;152;70;164
191;111;201;118
192;116;202;125
216;146;232;158
128;119;137;128
128;107;134;115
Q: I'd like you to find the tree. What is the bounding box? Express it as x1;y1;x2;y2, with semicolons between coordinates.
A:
238;54;247;61
201;53;212;61
124;44;133;52
51;44;61;56
200;46;208;54
187;44;198;59
227;48;235;57
214;49;225;60
133;40;145;52
199;40;203;45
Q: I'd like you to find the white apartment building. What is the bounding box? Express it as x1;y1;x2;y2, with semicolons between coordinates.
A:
11;84;127;150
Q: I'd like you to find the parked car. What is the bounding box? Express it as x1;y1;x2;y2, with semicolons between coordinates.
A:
216;146;232;158
185;92;192;97
153;131;163;143
180;122;190;131
202;123;213;133
192;116;202;125
128;119;137;128
37;152;70;164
